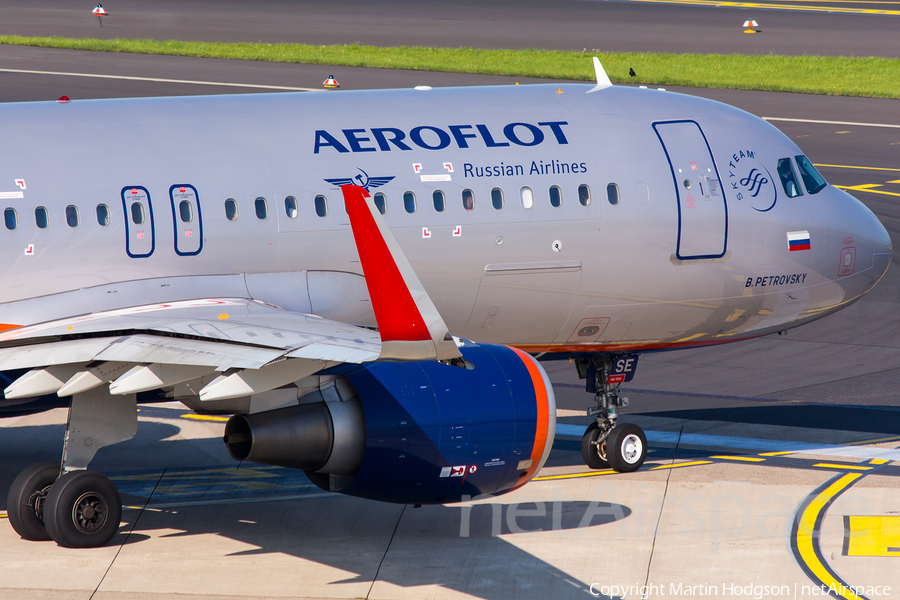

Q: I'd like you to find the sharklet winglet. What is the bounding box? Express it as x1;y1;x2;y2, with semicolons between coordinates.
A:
588;57;613;93
341;184;462;362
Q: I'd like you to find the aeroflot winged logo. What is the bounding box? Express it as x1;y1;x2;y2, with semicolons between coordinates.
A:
314;121;570;154
324;168;394;191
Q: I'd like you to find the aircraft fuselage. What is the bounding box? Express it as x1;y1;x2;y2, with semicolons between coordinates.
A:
0;84;891;355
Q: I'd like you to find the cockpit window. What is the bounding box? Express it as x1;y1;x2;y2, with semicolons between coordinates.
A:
795;155;827;194
777;158;803;198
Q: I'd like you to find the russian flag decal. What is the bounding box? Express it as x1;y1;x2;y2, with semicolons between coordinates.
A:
787;230;811;251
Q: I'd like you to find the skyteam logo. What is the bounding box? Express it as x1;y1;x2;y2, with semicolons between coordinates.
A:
324;168;394;191
727;149;777;212
740;169;769;197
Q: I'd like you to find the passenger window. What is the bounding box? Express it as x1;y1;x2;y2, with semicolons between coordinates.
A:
462;189;475;211
795;155;827;194
777;158;803;198
66;205;80;227
491;188;504;210
521;186;534;209
578;184;592;206
403;191;416;214
96;204;109;226
284;196;298;219
179;200;193;223
131;202;145;225
373;193;387;215
432;190;445;212
315;195;328;217
255;197;268;219
607;183;620;205
35;206;49;229
225;198;239;221
549;185;562;208
4;208;16;230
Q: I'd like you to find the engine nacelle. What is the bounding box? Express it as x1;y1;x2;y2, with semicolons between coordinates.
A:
223;341;556;504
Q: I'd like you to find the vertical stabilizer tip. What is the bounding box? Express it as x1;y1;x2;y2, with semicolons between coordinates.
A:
588;57;613;93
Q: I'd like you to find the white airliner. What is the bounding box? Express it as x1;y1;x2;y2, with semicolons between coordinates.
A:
0;60;890;548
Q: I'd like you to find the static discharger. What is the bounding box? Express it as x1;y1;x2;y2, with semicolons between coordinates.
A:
323;75;340;89
743;19;759;34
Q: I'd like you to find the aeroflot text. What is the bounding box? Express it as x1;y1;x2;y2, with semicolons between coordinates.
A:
313;122;570;153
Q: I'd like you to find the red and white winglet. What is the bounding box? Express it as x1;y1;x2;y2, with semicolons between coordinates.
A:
341;184;462;362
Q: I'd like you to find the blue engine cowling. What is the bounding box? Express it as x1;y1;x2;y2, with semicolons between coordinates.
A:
224;340;556;504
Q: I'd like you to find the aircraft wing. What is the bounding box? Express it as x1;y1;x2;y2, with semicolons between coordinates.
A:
0;298;381;401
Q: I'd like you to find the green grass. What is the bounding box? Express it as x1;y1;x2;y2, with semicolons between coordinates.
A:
3;35;900;98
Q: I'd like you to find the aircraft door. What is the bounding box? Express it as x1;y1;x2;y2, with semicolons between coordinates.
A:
170;184;203;256
121;186;155;258
653;120;726;260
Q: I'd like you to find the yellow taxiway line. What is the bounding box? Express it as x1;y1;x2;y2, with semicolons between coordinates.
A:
793;473;867;600
836;185;900;198
533;470;618;481
813;463;874;471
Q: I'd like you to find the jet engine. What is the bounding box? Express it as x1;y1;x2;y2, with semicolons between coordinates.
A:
223;341;556;504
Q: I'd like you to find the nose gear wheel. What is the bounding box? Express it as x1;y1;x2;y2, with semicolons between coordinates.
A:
576;357;648;473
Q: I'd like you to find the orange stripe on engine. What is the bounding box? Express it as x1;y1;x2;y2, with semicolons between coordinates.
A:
510;347;549;490
0;323;21;333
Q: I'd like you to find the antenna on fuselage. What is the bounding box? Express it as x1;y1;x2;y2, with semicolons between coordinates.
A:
587;56;613;93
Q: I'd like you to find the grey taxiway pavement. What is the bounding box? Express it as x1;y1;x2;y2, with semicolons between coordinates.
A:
2;43;900;600
1;0;899;58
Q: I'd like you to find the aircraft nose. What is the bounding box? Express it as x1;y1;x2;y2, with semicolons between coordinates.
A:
843;188;892;292
870;215;892;287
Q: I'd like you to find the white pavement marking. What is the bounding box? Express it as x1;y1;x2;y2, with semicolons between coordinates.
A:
555;423;900;461
0;68;323;92
763;116;900;129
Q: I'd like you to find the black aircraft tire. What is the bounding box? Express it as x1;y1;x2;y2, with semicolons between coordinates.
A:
44;470;122;548
7;463;60;541
606;423;647;473
581;422;610;469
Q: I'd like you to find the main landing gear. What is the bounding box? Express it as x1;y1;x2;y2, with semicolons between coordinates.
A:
575;356;647;472
7;387;136;548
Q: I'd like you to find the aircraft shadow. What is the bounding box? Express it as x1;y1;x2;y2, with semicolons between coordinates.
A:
1;420;631;600
637;403;900;434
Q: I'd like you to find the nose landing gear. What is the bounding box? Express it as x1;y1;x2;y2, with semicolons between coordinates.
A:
575;356;648;472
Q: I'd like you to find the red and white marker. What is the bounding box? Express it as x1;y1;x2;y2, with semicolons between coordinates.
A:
743;20;759;33
323;75;340;88
93;4;107;27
